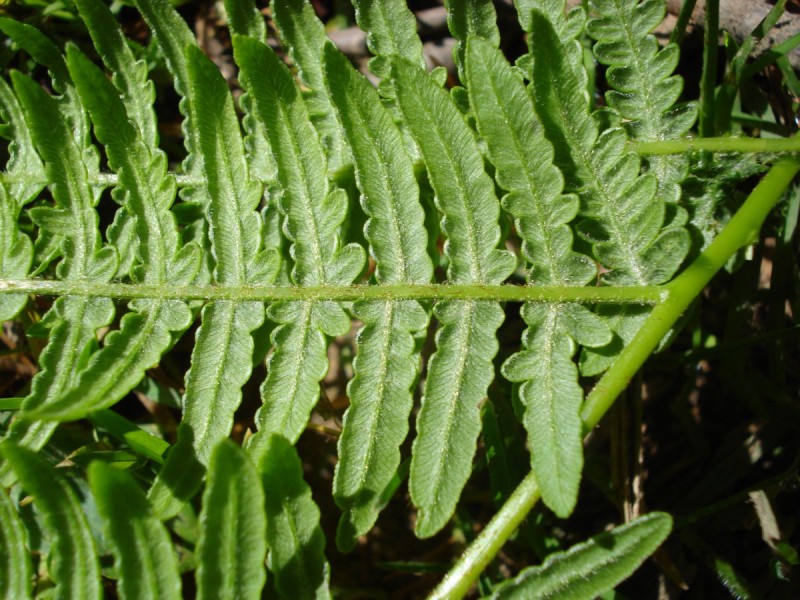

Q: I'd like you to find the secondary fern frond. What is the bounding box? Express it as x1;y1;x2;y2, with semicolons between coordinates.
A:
75;0;158;150
444;0;500;79
391;56;516;536
2;68;116;476
149;45;279;518
273;0;349;173
587;0;698;206
0;76;43;208
323;43;433;547
0;485;30;599
0;183;31;322
465;36;609;515
131;0;211;222
491;512;673;598
223;0;278;186
252;434;331;600
20;45;196;422
234;35;365;444
0;18;99;179
351;0;425;79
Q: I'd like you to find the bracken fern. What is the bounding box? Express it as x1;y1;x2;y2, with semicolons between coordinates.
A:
0;0;798;597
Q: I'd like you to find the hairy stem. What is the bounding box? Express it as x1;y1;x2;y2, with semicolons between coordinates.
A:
634;137;800;155
0;281;664;304
430;156;800;600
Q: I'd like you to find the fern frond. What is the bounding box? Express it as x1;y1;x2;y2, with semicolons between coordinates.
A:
3;70;116;474
529;10;689;286
323;43;433;546
1;442;101;599
88;461;182;599
491;512;672;599
75;0;158;149
587;0;697;206
251;434;331;600
444;0;500;79
223;0;278;185
391;56;516;536
465;37;609;515
234;35;365;443
273;0;348;173
131;0;207;209
0;487;31;599
527;8;687;378
514;0;586;43
351;0;425;79
223;0;266;42
149;46;279;518
0;76;43;208
0;74;42;310
196;440;267;600
21;45;196;422
0;18;99;178
464;38;591;289
0;183;31;322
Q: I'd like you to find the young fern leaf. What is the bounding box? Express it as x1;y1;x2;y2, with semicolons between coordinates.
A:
2;71;116;480
527;9;690;378
350;0;425;79
251;434;331;600
465;37;609;516
196;440;267;600
1;442;101;599
88;461;181;600
323;43;433;549
222;0;278;185
0;18;99;178
391;57;516;537
490;512;672;599
131;0;208;213
444;0;500;79
233;35;365;444
22;45;197;422
75;0;158;150
273;0;348;173
148;46;280;519
587;0;697;206
0;488;31;600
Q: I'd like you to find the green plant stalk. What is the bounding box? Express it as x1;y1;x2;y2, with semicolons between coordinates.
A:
633;137;800;155
0;281;664;304
429;156;800;600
